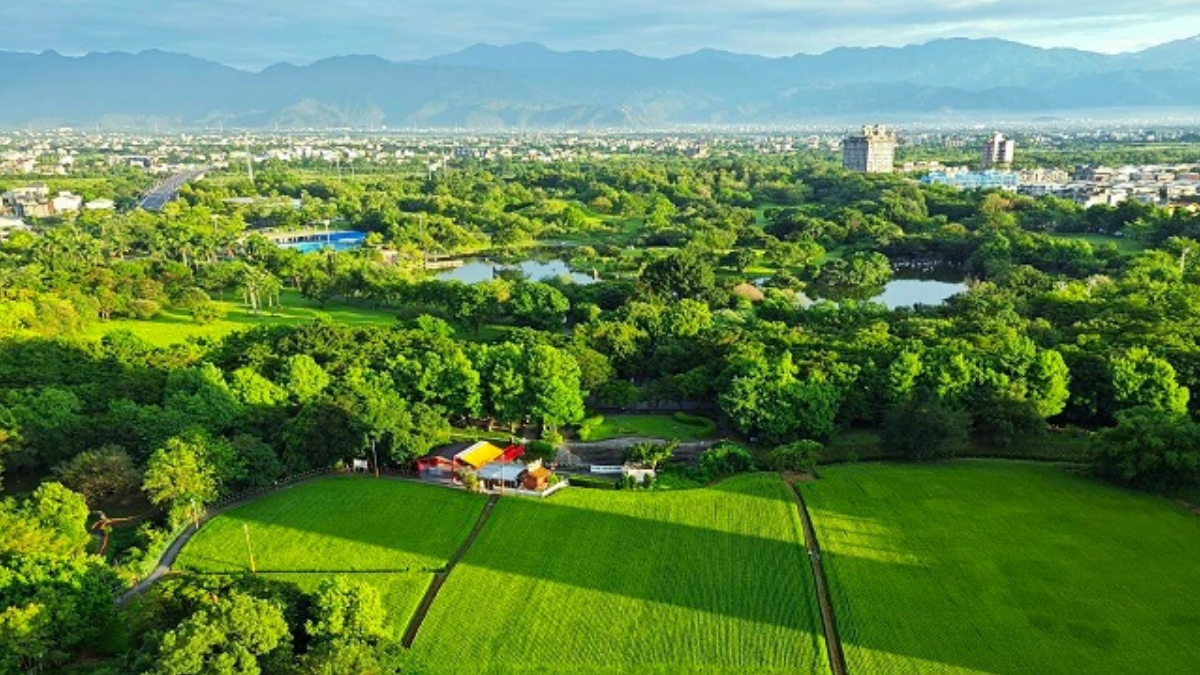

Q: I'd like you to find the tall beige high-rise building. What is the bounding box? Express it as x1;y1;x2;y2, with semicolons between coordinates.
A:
983;132;1016;168
843;125;897;173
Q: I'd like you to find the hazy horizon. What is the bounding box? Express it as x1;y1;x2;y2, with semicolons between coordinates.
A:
13;0;1200;69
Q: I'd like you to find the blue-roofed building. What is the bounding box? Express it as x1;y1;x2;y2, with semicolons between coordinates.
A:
922;170;1019;191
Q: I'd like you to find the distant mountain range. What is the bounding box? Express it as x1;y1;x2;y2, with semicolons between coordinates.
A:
4;37;1200;129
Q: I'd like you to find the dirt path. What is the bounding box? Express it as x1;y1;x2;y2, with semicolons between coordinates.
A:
786;478;849;675
401;494;500;648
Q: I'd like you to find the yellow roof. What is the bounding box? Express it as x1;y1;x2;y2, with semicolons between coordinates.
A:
455;441;504;469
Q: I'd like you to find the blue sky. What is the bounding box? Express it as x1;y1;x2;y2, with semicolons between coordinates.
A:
12;0;1200;68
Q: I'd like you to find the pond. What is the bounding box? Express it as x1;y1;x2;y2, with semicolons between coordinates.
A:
436;258;597;285
804;278;967;309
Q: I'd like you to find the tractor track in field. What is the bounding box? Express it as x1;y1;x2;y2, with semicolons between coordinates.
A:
786;478;849;675
402;493;500;648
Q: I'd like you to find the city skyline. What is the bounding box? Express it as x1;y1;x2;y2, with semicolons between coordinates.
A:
9;1;1200;69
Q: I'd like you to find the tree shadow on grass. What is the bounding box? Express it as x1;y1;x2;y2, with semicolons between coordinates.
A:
220;474;1063;675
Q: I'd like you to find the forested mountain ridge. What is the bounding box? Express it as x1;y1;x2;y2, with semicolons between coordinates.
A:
5;36;1200;129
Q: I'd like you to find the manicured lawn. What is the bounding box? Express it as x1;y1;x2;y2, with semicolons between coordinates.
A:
411;474;828;675
576;413;717;442
176;477;489;636
84;289;400;347
801;461;1200;675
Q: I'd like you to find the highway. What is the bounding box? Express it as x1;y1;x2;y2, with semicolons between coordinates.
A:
137;168;207;211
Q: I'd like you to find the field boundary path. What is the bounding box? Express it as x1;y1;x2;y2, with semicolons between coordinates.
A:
786;478;849;675
402;493;500;647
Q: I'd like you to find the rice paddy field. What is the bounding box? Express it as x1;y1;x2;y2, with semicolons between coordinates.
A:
410;473;828;675
176;476;489;636
800;461;1200;675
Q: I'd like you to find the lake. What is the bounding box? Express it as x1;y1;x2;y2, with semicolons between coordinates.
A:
436;258;597;285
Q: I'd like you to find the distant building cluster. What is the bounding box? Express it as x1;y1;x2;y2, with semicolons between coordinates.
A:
1019;165;1200;208
842;125;898;173
0;183;112;219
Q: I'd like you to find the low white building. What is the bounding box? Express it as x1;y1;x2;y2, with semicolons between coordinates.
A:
51;191;83;214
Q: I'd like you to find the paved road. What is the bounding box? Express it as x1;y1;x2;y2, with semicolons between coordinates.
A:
138;169;207;212
556;437;720;466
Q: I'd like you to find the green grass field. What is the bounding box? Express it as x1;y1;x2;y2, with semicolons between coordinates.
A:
576;413;717;442
176;477;489;636
411;474;828;675
85;289;401;346
801;461;1200;675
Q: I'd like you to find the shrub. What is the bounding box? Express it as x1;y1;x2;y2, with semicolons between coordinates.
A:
525;440;558;464
672;412;717;436
770;440;822;473
699;442;757;478
458;471;481;493
624;440;677;470
577;416;604;442
191;300;224;325
127;298;163;320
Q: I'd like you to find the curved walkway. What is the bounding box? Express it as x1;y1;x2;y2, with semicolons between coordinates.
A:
786;478;849;675
116;475;329;606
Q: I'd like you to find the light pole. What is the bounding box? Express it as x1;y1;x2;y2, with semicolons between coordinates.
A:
243;523;257;574
367;434;380;478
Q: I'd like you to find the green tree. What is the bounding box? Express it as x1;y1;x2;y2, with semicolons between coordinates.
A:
53;445;141;505
306;577;389;645
640;249;720;304
524;344;586;435
280;354;331;404
882;393;970;461
143;436;219;527
151;593;289;675
1110;347;1190;415
1092;406;1200;494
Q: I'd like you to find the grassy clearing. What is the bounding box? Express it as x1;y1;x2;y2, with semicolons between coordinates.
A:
576;413;717;442
176;477;488;636
84;289;400;347
1050;232;1146;255
412;473;828;675
801;461;1200;675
